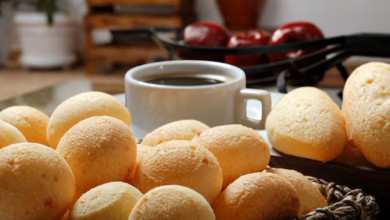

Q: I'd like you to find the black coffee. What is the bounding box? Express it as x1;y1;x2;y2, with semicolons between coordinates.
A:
142;73;229;86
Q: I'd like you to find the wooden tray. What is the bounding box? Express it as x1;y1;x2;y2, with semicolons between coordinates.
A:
269;149;389;219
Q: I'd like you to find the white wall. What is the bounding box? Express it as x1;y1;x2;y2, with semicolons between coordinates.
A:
19;0;390;39
261;0;390;37
61;0;87;21
197;0;390;37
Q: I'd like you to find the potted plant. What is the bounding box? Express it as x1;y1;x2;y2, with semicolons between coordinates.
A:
11;0;77;69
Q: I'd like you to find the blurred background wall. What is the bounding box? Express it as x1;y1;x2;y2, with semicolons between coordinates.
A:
197;0;390;36
195;0;390;64
10;0;390;50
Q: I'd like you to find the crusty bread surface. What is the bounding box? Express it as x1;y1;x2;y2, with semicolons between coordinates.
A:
0;106;49;145
56;116;137;201
47;91;131;148
213;172;300;220
192;124;270;188
131;140;222;205
266;87;346;162
342;62;390;167
266;168;327;215
0;142;75;220
0;119;26;149
69;181;142;220
128;185;215;220
141;119;209;146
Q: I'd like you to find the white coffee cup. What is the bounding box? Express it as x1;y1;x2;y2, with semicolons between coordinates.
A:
124;60;271;137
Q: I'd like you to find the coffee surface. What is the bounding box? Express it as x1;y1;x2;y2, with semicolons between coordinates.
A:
142;73;229;86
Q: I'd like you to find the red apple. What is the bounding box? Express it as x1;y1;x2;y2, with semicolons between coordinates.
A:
181;20;231;46
178;21;231;61
267;21;324;63
225;29;271;66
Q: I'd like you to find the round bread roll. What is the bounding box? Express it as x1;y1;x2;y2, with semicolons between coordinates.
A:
342;62;390;167
0;142;75;220
128;185;215;220
141;119;209;146
265;168;327;215
0;106;49;145
69;181;142;220
266;87;346;162
126;144;152;182
131;140;222;205
0;119;26;149
47;91;130;148
213;172;300;220
56;116;137;201
192;124;270;188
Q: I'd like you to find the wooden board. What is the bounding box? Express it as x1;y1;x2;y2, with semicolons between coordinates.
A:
87;0;195;15
87;0;180;6
85;43;164;62
84;13;182;29
269;149;390;219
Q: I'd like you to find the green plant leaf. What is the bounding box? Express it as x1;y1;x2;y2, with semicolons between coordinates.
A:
0;0;58;25
31;0;58;25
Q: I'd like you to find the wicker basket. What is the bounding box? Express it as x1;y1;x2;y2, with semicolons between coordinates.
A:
296;176;379;220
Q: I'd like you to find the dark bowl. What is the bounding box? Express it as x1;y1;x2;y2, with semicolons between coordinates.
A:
150;27;347;85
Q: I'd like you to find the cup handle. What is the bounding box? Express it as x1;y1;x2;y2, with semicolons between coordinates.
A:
235;88;272;129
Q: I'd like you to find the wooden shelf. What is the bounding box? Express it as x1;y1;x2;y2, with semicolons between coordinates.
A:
84;0;195;74
87;0;180;5
84;13;182;29
86;43;164;63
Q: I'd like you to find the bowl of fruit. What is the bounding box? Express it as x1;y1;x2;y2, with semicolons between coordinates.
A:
144;20;390;88
149;20;327;85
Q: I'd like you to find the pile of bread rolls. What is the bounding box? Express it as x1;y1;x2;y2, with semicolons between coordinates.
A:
0;61;385;220
0;91;331;220
266;62;390;168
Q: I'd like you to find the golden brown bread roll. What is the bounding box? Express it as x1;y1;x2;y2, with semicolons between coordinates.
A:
130;140;222;205
0;106;49;145
47;91;131;148
266;87;346;162
141;119;209;146
265;168;327;215
213;172;300;220
342;62;390;167
0;119;26;149
128;185;215;220
192;124;270;188
192;125;270;188
56;116;137;201
0;143;75;220
69;181;142;220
